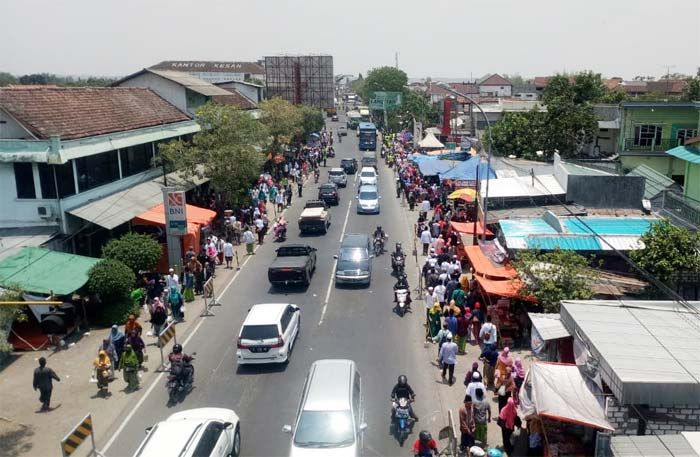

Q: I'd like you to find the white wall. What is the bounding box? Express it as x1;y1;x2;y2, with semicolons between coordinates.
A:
0;109;34;139
218;81;261;103
0;163;59;228
117;73;189;115
479;85;512;97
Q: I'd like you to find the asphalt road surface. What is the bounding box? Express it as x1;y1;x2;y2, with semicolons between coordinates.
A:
102;115;443;457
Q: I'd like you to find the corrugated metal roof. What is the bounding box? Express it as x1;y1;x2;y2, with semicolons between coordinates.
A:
148;69;234;97
528;313;570;341
526;235;602;250
666;145;700;164
560;300;700;407
482;174;565;199
627;164;677;199
611;434;700;457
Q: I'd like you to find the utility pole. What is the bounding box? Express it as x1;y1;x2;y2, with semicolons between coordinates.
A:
661;64;676;95
395;52;399;69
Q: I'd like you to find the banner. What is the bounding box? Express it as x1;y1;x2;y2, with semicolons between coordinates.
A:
164;190;187;236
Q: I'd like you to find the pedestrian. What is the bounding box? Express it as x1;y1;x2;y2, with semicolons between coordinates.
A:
275;190;285;213
108;324;125;364
119;344;140;391
127;329;146;367
456;312;470;354
150;298;167;337
480;345;498;390
166;268;179;291
496;346;514;375
479;314;498;351
472;302;483;345
216;237;225;265
420;226;432;256
223;239;234;269
255;216;266;245
429;302;443;339
243;226;255;255
434;235;445;255
33;357;60;411
420;198;430;220
286;185;293;206
424;286;435;324
451;285;466;310
498;398;518;455
513;357;526;404
93;350;112;393
169;286;184;321
99;338;118;378
439;333;458;385
434;281;447;307
495;366;517;412
185;245;196;262
464;361;481;388
124;313;142;337
465;372;486;401
432;324;451;359
510;416;529;457
472;388;491;446
459;395;476;452
446;309;458;336
182;267;195;302
297;179;303;198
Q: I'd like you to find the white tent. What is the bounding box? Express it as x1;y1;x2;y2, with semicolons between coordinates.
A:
518;362;614;431
419;132;444;149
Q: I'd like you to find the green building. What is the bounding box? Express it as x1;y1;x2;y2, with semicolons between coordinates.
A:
618;101;700;184
666;139;700;202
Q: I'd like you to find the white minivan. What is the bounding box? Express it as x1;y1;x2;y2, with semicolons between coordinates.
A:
358;167;377;186
284;359;366;456
236;303;300;365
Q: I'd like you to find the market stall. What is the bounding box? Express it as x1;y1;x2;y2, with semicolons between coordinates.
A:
528;313;574;363
519;362;614;457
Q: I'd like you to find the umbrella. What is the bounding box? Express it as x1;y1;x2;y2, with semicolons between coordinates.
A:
448;188;477;201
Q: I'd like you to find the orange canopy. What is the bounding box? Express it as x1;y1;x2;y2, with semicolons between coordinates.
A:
475;275;525;299
464;245;518;279
450;221;493;237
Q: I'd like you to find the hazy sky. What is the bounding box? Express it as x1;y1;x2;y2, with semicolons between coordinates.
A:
1;0;698;80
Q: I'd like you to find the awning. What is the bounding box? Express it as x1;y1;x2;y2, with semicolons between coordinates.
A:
448;188;477;201
666;145;700;164
0;226;59;262
418;132;444;149
475;275;529;299
418;160;454;177
0;247;100;295
463;245;517;279
68;170;209;230
450;221;493;237
528;313;570;341
518;362;614;431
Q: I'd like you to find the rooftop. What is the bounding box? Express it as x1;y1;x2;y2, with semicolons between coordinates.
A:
478;73;512;86
304;360;354;411
0;87;190;140
150;60;265;74
626;164;678;199
560;300;700;407
244;303;288;326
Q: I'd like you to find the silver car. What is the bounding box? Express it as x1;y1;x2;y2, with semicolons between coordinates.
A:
356;185;380;214
328;168;348;187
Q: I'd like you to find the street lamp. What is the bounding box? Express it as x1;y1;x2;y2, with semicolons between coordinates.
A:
437;82;494;241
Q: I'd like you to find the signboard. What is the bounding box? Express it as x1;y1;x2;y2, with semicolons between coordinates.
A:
369;91;402;111
413;122;423;147
461;137;472;151
164;190;187;236
446;142;456;151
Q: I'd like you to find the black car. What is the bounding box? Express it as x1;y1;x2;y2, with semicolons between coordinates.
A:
341;158;358;174
318;183;339;206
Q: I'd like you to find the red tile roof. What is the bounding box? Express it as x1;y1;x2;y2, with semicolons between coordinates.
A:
479;74;511;86
0;87;190;140
450;82;479;94
533;76;552;88
647;80;689;95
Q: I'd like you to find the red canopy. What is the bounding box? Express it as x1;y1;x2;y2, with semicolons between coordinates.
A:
464;245;518;279
450;221;493;237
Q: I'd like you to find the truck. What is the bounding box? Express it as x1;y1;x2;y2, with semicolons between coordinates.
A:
267;244;317;287
298;200;331;234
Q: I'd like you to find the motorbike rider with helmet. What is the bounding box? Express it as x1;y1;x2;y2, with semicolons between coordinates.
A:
373;226;387;253
391;375;418;421
391;242;405;272
413;431;438;457
393;273;412;305
168;344;194;386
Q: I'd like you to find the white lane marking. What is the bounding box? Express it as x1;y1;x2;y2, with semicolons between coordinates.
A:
319;199;352;326
103;238;263;452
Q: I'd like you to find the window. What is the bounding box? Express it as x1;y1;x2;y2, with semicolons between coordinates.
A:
55;162;76;198
120;143;153;177
353;372;361;425
37;163;56;199
280;307;294;333
240;324;279;340
13;163;36;199
293;411;354;447
633;125;662;147
191;422;224;457
75;150;120;192
676;129;698;145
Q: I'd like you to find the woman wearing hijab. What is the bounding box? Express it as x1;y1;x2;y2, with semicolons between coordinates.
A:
513;358;526;405
498;398;518;455
124;314;142;337
463;362;481;388
150;298;168;337
119;344;140;391
495;346;514;375
93;350;112;392
99;338;118;379
429;302;443;338
182;266;195;303
495;366;517;412
108;325;125;364
127;330;146;367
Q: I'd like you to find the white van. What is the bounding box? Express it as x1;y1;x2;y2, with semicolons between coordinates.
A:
283;359;366;456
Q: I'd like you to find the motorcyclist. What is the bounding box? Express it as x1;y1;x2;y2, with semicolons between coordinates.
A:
168;344;194;385
373;226;387;253
314;167;320;183
412;431;438;457
391;242;405;271
391;374;418;421
393;273;412;305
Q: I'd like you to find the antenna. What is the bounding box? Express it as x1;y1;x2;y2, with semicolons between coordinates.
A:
660;64;676;94
395;52;399;69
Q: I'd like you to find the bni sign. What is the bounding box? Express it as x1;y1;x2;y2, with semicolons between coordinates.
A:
164;190;187;236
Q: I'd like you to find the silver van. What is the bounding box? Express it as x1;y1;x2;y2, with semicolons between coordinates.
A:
283;359;366;457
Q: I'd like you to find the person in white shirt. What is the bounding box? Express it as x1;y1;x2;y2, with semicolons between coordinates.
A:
427;252;439;268
420;199;431;219
479;315;498;350
434;282;447;306
420;227;432;256
424;286;435;323
223;240;234;269
466;372;486;400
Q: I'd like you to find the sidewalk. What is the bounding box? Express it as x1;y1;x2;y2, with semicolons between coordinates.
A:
0;220;269;457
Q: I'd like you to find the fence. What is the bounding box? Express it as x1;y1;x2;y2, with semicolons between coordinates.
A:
200;277;222;317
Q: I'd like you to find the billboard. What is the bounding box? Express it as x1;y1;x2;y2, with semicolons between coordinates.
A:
369;91;402;111
164;190;187;236
264;56;334;109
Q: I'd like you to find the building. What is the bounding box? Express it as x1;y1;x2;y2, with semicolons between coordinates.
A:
214;80;264;104
617;101;700;182
264;55;334;110
0;86;201;255
512;84;538;100
478;74;512;97
666;138;700;201
149;60;265;84
113;69;257;117
582;104;621;157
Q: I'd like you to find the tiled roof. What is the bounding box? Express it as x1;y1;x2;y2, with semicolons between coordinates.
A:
150;60;265;75
479;73;511;86
211;90;257;109
0;87;190;140
647;79;689;94
449;82;479;94
533;76;552;88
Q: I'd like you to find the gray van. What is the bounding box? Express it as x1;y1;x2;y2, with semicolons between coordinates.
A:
360;151;377;169
283;359;365;457
334;233;372;285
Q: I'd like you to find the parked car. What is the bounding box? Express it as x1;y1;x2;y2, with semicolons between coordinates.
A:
298;200;332;234
356;185;381;214
331;114;339;121
334;234;372;286
236;303;300;365
328;167;348;187
283;360;365;457
268;244;317;287
318;183;339;206
358;167;378;186
341;157;358;174
133;408;241;457
338;126;348;136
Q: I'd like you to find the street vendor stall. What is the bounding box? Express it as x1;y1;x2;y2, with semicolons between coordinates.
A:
518;362;614;457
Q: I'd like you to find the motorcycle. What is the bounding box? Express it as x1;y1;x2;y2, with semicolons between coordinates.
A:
394;288;409;316
274;222;287;242
167;354;195;403
391;252;405;276
391;397;414;445
373;237;385;256
314;170;320;183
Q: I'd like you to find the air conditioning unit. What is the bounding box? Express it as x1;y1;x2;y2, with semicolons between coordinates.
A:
37;206;54;219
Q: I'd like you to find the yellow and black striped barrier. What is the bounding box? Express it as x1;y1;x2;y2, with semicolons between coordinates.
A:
60;413;103;456
158;322;177;348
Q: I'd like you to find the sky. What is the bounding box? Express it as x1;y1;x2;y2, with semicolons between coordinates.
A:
1;0;698;80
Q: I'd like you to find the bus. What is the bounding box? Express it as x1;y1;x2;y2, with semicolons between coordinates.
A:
358;122;377;151
358;106;371;123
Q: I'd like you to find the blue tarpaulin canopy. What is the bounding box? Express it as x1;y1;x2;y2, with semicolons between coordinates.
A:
418;160;455;177
439;157;496;181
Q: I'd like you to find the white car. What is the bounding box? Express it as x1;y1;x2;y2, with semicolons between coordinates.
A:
133;408;241;457
358;167;377;186
236;303;300;365
356;185;381;214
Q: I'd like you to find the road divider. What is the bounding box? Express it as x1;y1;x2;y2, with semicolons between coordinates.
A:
200;277;222;317
156;322;177;372
60;413;104;457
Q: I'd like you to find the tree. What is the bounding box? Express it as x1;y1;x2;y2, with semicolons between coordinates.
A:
597;88;628;104
161;103;269;205
102;232;162;276
488;109;546;159
18;73;49;85
543;72;605;105
0;289;26;356
87;259;136;302
503;74;526;86
0;72;17;86
683;77;700;101
360;67;408;101
514;249;596;313
630;219;700;287
297;105;325;138
396;90;440;128
258;98;302;153
540;98;597;158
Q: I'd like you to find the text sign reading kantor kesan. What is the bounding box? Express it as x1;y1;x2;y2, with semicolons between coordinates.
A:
165;190;187;236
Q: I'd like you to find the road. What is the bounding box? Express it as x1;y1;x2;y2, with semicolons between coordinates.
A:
102;115;444;457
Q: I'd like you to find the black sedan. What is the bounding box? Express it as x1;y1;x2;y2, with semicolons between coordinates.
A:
318;183;340;206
